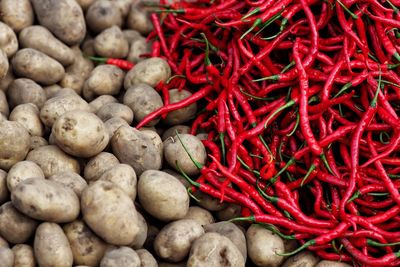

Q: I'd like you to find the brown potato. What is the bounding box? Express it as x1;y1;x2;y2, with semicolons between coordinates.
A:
12;49;65;85
89;95;118;113
81;35;96;57
86;0;123;33
164;89;197;125
315;261;352;267
7;78;46;109
34;222;73;267
0;0;34;32
162;125;191;141
63;220;107;266
193;190;227;211
0;247;14;267
138;170;189;221
100;246;140;267
123;29;142;45
0;119;30;170
217;204;242;221
12;244;36;267
130;212;147;249
0;22;18;57
0;49;8;80
124;57;171;88
115;0;132;17
29;136;48;151
6;160;45;192
19;26;75;66
183;206;214;226
187;232;245;267
282;251;320;267
162;168;190;188
76;0;96;10
0;90;9;117
155;219;204;262
97;103;134;124
94;26;129;58
0;170;8;205
9;103;44;136
127;36;151;63
99;164;137;199
104;117;130;138
136;249;157;267
0;67;14;92
48;172;88;197
43;84;63;99
0;202;38;244
26;145;80;177
31;0;86;45
84;152;120;183
126;5;153;34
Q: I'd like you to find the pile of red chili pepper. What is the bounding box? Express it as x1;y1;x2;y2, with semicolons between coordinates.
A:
135;0;400;265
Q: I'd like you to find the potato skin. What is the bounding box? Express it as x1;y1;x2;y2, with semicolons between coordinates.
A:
100;246;141;267
136;249;157;267
0;67;14;92
86;0;123;33
96;102;134;124
126;5;153;35
34;222;73;267
48;171;87;197
315;261;352;267
127;36;151;63
162;125;191;141
12;48;65;85
0;90;9;117
124;57;171;88
6;160;45;192
99;164;137;199
0;49;8;80
81;180;140;245
183;206;214;226
84;152;120;183
12;244;36;267
0;0;34;32
94;26;129;58
164;89;197;125
89;95;118;113
138;170;189;221
104;117;130;138
7;78;46;109
0;22;18;57
9;103;44;136
0;247;14;267
31;0;86;45
129;212;147;249
282;251;320;267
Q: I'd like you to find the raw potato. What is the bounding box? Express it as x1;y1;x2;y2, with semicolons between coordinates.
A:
115;0;132;17
247;224;285;267
26;145;81;177
52;110;109;158
0;119;30;170
12;49;65;85
29;136;48;151
63;220;107;266
127;36;151;63
165;89;197;125
83;65;124;101
0;247;14;267
136;249;157;267
84;152;120;183
188;232;245;267
164;134;207;175
105;117;130;138
123;83;163;126
154;219;204;262
34;222;73;267
282;251;320;267
9;103;44;136
127;5;153;34
94;26;129;58
138;170;189;221
43;84;63;99
123;29;141;44
163;169;190;188
0;67;14;92
111;126;162;175
19;26;75;66
0;22;18;57
140;129;163;160
99;164;137;199
218;205;242;221
6;160;45;192
89;95;118;113
11;178;80;222
48;172;88;197
12;244;36;267
40;93;91;127
100;246;140;267
204;222;247;261
183;206;215;226
315;261;352;267
0;170;8;205
0;90;9;117
97;102;134;124
81;180;140;245
76;0;96;10
86;0;123;33
7;78;46;108
0;236;8;247
0;49;8;80
130;212;147;249
0;202;38;244
124;57;171;88
30;0;86;45
162;125;191;141
0;0;34;32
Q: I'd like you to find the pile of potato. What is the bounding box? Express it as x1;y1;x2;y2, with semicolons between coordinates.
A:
0;1;352;266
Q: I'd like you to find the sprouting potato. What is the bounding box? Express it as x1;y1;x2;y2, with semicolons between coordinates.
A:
7;78;46;109
86;0;123;33
0;0;34;32
6;160;45;192
9;103;44;136
94;26;129;58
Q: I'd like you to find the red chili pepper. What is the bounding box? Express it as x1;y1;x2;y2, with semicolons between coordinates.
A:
88;56;134;70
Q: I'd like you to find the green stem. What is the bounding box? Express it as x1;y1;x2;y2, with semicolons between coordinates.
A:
287;113;300;137
276;240;315;256
264;100;296;128
241;18;262;40
367;239;400;247
88;56;107;63
301;164;316;187
175;131;203;170
336;0;358;19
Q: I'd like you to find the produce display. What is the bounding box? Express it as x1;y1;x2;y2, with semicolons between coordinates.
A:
0;0;399;266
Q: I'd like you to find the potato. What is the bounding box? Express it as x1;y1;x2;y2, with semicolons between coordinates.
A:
136;249;157;267
282;251;319;267
164;134;206;175
19;26;75;66
155;219;204;262
84;152;120;183
127;5;153;35
162;125;191;141
0;247;14;267
0;67;14;92
123;30;142;45
43;84;63;99
123;83;163;126
0;170;8;205
111;126;162;175
81;35;96;57
63;220;107;266
115;0;132;17
165;89;197;125
94;26;129;58
0;49;8;80
48;171;88;197
0;22;18;58
60;47;94;94
26;145;80;177
0;0;34;32
188;232;245;267
100;246;140;267
12;49;65;85
140;129;163;160
83;65;124;101
86;1;123;33
183;206;214;226
124;57;171;88
138;170;189;221
217;205;242;222
12;178;80;222
283;239;298;257
247;224;285;267
0;202;38;243
104;117;130;138
0;119;30;170
12;244;36;267
6;160;45;192
204;222;247;261
162;169;190;188
31;0;86;45
316;261;352;267
99;164;137;199
97;103;134;124
7;78;46;109
130;212;147;249
81;180;140;245
53;87;77;98
29;136;48;151
196;133;208;140
76;0;96;10
89;95;118;113
34;222;73;267
9;104;44;136
0;90;9;117
127;36;151;63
